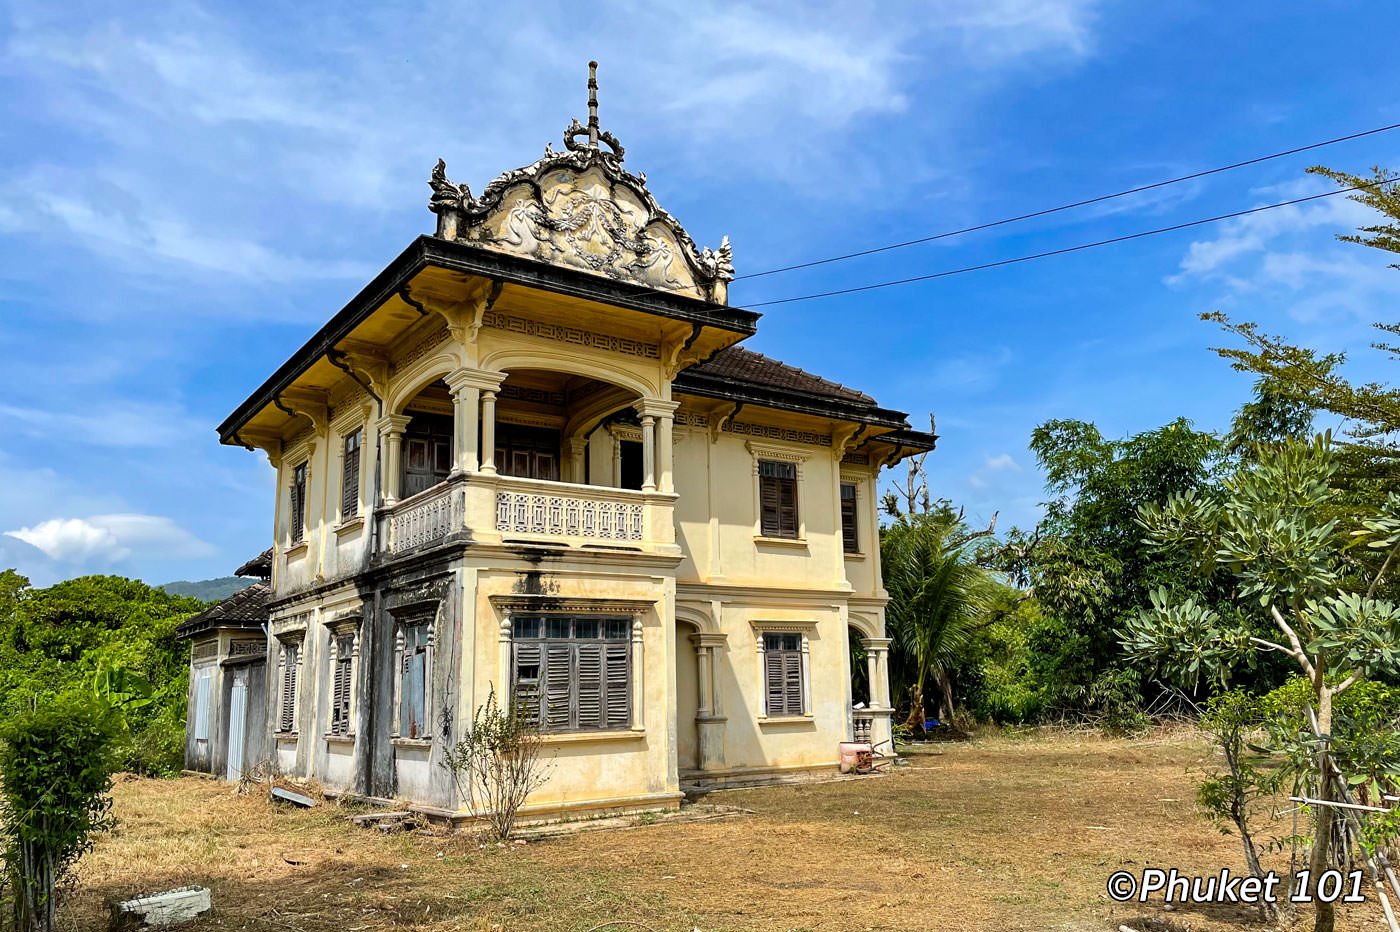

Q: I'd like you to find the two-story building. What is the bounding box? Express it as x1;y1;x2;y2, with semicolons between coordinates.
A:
179;65;935;821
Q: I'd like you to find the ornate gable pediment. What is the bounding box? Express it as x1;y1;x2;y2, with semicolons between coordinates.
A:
427;63;734;305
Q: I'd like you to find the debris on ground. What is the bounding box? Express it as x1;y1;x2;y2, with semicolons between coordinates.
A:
110;886;211;929
270;786;316;808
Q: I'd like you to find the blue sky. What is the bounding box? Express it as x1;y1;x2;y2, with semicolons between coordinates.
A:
2;0;1398;586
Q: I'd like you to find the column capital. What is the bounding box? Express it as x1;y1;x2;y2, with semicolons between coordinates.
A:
444;366;505;394
860;636;893;650
376;413;413;436
690;632;728;649
634;398;680;419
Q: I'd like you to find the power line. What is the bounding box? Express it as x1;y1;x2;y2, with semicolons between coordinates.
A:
743;175;1397;308
733;121;1400;283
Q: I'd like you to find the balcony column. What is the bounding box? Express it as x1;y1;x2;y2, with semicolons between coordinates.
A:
479;390;498;475
444;369;481;475
376;414;412;505
639;415;656;491
566;436;588;484
634;400;679;494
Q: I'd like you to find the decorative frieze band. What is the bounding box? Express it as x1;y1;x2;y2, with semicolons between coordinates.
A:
391;326;450;375
481;310;659;359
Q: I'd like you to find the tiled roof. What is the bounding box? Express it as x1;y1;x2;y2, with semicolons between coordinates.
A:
176;582;270;638
684;347;874;404
234;548;273;580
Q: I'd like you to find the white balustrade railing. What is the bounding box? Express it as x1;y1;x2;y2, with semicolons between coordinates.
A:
388;482;462;553
852;712;874;744
495;478;646;543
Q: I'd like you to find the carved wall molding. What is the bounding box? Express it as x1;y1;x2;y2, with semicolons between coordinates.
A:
481;309;659;359
428;66;734;304
727;420;832;447
391;326;450;375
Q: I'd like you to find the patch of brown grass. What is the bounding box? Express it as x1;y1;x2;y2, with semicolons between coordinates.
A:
60;728;1387;931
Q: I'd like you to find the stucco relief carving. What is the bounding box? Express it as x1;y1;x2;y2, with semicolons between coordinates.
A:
428;67;733;304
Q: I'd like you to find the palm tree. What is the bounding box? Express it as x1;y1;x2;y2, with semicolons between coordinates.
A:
882;513;998;729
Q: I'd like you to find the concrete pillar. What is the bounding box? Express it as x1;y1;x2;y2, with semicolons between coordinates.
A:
444;371;480;475
657;412;674;493
691;633;728;772
639;415;656;492
861;636;893;709
567;436;588;484
479;390;498;475
376;414;412;505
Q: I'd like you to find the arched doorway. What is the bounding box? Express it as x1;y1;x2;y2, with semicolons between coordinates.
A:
675;619;701;773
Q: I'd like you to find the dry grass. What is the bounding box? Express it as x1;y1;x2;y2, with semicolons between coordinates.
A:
60;728;1388;931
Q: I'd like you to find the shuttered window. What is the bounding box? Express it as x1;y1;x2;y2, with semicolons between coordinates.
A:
759;460;799;538
278;641;300;733
330;634;354;737
341;429;362;519
399;623;430;739
763;633;804;716
511;615;631;732
191;665;214;740
840;482;859;553
290;462;307;543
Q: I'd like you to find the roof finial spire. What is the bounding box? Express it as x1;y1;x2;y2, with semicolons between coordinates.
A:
587;60;600;147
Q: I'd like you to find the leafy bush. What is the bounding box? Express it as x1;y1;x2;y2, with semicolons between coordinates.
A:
440;689;551;841
0;692;121;932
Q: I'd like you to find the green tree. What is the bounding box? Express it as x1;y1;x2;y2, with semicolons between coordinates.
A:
882;513;1000;728
1125;435;1400;932
0;693;122;932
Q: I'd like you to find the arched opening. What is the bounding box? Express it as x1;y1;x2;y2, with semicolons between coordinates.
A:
494;369;641;487
848;624;871;707
675;619;701;773
398;378;454;497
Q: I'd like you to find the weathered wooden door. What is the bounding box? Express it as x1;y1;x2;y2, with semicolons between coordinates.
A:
226;666;249;781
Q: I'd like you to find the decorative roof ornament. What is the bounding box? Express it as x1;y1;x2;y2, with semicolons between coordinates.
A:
428;61;734;304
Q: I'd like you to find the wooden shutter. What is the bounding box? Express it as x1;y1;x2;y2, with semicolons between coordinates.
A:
759;461;798;538
512;641;542;726
576;643;604;729
781;651;804;715
342;431;361;519
840;483;858;552
331;637;352;736
604;642;630;728
280;645;298;732
764;647;786;716
290;464;307;543
544;643;572;731
400;632;426;739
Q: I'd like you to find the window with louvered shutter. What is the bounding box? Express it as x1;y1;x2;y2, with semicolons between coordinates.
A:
279;642;300;733
290;463;307;543
341;430;361;519
759;460;799;538
763;633;804;716
511;614;632;732
840;482;859;553
330;634;354;736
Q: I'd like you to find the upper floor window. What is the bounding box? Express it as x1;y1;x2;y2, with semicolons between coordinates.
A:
759;460;799;539
341;429;362;519
511;615;631;732
840;482;859;553
290;462;308;544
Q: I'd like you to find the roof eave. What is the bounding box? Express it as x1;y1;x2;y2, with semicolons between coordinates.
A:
672;370;916;430
218;236;762;444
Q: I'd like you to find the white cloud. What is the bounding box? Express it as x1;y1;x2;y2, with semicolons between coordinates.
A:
0;400;205;449
4;514;214;565
984;453;1021;471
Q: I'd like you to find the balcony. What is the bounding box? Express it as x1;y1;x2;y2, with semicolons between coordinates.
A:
377;473;675;556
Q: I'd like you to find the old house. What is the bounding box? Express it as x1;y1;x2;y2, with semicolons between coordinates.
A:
179;65;934;820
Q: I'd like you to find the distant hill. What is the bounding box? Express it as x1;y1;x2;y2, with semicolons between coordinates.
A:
160;576;255;602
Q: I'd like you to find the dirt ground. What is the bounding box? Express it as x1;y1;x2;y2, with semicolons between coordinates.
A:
62;728;1388;931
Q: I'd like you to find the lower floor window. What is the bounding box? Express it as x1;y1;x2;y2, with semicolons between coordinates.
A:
763;632;805;716
330;634;354;737
511;615;631;732
399;623;430;739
